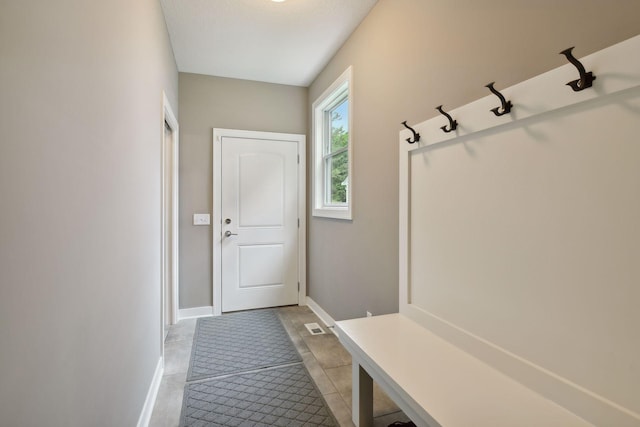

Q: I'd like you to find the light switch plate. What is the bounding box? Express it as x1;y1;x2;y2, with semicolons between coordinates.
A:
193;213;210;225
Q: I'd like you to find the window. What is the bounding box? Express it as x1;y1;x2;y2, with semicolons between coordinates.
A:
312;66;352;219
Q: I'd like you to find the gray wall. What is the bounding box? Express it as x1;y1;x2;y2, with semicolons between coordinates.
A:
307;0;640;321
0;1;178;426
178;73;307;309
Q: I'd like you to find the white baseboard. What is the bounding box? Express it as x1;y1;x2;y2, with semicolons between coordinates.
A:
136;356;163;427
178;306;214;320
305;297;337;335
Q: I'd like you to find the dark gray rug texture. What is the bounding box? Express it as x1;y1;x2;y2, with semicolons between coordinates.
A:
180;364;337;427
186;309;302;382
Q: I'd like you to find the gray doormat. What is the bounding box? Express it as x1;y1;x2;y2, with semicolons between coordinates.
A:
186;309;302;381
180;364;337;427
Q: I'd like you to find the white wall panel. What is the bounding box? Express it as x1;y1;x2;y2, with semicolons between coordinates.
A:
400;35;640;426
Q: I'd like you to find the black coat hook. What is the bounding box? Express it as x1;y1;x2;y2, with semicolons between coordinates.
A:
436;105;458;133
401;121;420;144
560;47;596;91
485;82;512;116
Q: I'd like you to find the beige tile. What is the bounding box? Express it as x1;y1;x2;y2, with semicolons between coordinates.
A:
302;333;352;369
278;304;312;318
165;319;197;343
325;364;352;402
326;365;400;417
278;305;315;328
277;312;295;333
163;339;192;377
149;373;185;427
278;314;311;355
302;352;338;395
289;331;311;355
323;392;355;427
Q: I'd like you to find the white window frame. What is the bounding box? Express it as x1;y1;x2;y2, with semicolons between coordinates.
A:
312;66;353;220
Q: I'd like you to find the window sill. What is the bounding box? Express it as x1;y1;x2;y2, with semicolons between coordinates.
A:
312;207;352;220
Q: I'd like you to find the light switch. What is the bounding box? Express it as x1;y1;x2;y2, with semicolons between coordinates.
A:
193;213;210;225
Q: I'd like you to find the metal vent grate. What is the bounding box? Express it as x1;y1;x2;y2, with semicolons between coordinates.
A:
304;322;326;335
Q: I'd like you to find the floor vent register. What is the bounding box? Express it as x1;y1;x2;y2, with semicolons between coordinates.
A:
304;322;326;335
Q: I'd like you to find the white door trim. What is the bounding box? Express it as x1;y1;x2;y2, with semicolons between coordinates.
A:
161;92;179;343
213;128;306;316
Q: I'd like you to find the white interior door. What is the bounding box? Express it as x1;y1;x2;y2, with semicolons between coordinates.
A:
220;136;299;312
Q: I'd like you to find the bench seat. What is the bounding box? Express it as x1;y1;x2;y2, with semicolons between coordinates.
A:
335;313;593;427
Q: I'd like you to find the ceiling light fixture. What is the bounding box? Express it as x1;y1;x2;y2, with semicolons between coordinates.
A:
272;0;286;2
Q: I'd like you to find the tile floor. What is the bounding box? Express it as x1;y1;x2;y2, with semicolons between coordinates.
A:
149;305;412;427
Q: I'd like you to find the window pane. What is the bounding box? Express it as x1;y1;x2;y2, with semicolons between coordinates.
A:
325;150;348;205
329;98;348;153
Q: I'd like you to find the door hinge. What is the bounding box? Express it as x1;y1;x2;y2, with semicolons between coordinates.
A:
298;218;300;228
297;154;300;164
298;282;300;292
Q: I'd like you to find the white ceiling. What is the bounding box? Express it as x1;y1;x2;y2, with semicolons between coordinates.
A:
160;0;378;87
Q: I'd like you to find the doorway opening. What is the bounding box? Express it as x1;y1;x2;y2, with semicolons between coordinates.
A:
161;92;179;349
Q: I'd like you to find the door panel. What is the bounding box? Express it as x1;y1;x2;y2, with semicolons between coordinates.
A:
221;137;298;312
238;153;284;227
238;244;284;288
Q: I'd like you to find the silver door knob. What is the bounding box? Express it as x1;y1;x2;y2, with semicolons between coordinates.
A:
224;231;238;237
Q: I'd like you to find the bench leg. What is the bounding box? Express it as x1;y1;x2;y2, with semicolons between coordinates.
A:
352;362;373;427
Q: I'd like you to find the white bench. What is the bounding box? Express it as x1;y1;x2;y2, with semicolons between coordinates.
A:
335;314;593;427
